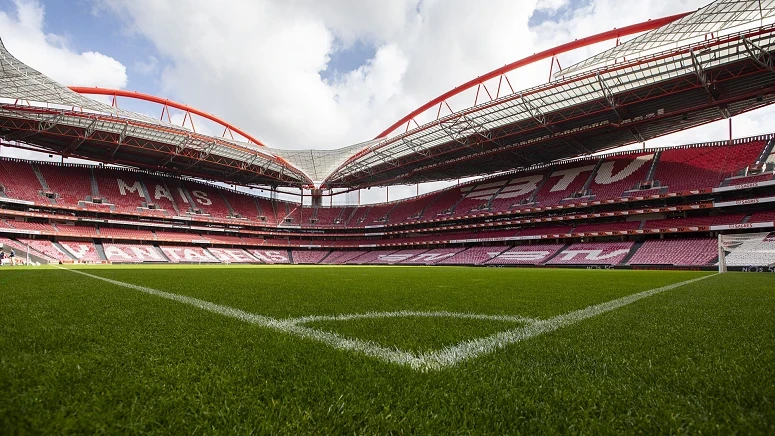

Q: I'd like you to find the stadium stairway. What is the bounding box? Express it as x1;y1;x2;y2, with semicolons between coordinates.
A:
343;207;359;225
288;250;294;264
154;243;172;262
31;163;57;204
525;172;549;205
253;197;264;221
219;191;237;218
542;243;571;264
89;168;100;199
415;192;443;219
448;183;481;215
756;137;775;165
137;174;154;204
580;159;604;194
317;250;333;264
160;180;181;215
178;184;198;213
644;150;662;183
94;241;108;262
620;241;644;265
53;241;78;261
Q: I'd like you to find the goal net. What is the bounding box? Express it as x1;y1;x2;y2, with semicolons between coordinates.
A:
718;232;775;272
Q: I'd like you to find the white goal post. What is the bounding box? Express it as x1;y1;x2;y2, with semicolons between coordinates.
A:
718;232;775;273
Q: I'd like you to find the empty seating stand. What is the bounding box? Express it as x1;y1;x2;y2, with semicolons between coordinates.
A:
547;241;634;265
0;160;44;202
627;238;716;266
654;141;765;192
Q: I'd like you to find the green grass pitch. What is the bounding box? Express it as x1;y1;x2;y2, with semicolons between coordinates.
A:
1;265;773;434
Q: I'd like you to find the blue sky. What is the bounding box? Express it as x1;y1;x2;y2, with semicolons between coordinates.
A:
0;0;381;99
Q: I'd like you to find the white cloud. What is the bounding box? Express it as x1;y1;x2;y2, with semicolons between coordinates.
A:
132;55;158;75
535;0;569;12
0;0;127;88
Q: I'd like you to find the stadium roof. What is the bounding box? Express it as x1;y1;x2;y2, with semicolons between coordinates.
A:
1;0;775;190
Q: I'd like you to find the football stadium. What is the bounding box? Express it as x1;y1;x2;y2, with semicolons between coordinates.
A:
1;0;774;433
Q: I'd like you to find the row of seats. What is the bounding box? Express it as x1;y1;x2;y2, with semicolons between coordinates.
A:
0;237;728;266
0;211;770;247
0;139;767;227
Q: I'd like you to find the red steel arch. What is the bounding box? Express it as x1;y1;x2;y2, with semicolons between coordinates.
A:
374;12;691;140
70;12;691;151
67;87;266;147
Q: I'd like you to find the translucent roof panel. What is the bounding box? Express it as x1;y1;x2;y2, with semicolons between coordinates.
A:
558;0;775;77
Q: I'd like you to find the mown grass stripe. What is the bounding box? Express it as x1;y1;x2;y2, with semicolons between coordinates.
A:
58;267;715;371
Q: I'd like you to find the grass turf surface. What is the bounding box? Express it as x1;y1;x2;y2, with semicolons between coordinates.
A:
0;265;773;434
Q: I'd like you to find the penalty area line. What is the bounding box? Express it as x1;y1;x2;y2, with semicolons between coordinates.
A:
56;266;424;368
56;267;716;372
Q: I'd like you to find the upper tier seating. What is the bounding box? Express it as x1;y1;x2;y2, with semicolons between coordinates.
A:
254;197;279;225
547;241;634;265
486;244;565;265
587;153;654;201
419;187;466;219
532;161;597;207
142;175;184;215
291;250;331;264
489;172;546;213
384;197;427;223
37;164;92;207
453;181;505;216
308;207;345;225
181;181;231;219
94;169;147;214
281;204;303;224
438;246;508;265
654;141;765;192
627;238;716;265
103;243;167;263
0;160;43;202
220;189;261;221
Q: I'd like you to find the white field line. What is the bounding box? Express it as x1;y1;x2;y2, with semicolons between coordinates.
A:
417;274;716;370
287;311;536;325
59;267;423;367
58;267;715;372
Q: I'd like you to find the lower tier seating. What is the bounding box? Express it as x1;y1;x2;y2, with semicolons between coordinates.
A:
486;244;565;265
627;238;717;266
547;241;634;265
291;250;331;264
